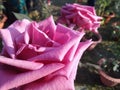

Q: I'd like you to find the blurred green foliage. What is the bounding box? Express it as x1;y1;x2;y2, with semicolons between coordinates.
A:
95;0;120;16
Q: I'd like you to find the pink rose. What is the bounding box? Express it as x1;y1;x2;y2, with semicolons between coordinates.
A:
57;3;102;50
0;16;92;90
57;3;102;33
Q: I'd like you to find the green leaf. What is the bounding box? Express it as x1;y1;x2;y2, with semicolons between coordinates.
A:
13;12;32;21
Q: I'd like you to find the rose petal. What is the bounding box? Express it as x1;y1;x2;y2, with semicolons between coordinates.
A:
69;40;93;79
0;63;64;90
16;43;59;60
8;19;30;34
0;19;30;58
52;40;93;79
38;16;56;39
24;22;56;46
61;8;71;15
73;3;95;15
0;30;16;58
23;75;74;90
0;56;43;70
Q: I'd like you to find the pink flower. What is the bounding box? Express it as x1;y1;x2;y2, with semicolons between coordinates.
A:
47;0;51;5
57;3;102;33
0;16;93;90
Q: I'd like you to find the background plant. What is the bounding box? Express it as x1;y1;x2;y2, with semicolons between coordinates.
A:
95;0;112;16
101;58;120;78
95;0;120;16
0;0;5;14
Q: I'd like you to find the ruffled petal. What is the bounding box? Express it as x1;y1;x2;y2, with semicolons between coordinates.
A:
28;24;85;62
57;3;102;33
